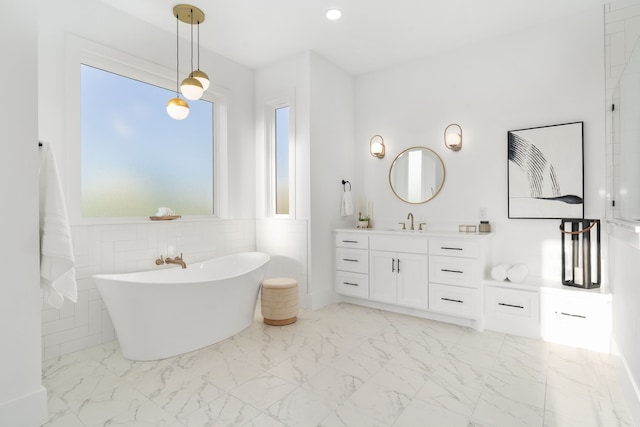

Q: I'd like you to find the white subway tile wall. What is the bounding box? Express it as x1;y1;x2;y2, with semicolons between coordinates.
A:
605;1;640;219
41;219;257;360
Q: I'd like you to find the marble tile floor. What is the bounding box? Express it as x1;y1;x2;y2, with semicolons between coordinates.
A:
42;302;634;427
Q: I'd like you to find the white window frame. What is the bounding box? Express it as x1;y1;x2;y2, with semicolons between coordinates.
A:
65;34;228;224
264;91;296;218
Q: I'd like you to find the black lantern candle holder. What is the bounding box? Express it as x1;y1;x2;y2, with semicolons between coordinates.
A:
560;219;601;289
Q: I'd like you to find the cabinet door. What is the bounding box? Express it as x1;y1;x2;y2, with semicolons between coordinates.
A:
396;253;429;309
370;250;397;304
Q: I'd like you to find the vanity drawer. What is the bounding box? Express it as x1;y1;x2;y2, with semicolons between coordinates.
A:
335;271;369;299
429;283;479;319
539;291;612;352
484;285;540;337
429;255;479;288
336;233;369;249
370;235;428;254
429;239;479;258
336;248;368;274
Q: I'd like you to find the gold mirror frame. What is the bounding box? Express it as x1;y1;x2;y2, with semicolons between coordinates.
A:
388;146;446;204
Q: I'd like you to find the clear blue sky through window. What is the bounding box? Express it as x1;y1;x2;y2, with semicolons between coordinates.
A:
275;106;289;215
80;64;214;217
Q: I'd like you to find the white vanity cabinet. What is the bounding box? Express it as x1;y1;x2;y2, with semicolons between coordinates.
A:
334;229;491;329
483;277;612;351
334;232;369;299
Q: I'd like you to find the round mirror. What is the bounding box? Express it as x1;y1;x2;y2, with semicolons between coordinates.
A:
389;147;446;204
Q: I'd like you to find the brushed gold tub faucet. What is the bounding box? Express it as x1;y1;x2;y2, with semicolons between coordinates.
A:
165;253;187;269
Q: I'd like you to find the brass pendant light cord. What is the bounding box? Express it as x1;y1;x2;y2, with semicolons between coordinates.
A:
175;13;180;95
190;8;194;77
197;20;201;71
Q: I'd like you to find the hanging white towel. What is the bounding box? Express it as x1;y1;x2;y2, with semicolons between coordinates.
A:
39;142;77;309
341;190;354;216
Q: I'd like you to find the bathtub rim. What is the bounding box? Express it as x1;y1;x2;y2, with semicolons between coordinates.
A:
92;251;270;285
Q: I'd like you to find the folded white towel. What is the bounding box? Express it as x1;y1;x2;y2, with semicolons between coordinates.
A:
341;190;354;216
507;264;529;283
490;264;510;281
39;142;77;309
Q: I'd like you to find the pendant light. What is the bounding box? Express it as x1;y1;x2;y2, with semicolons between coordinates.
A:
179;5;204;101
167;11;189;120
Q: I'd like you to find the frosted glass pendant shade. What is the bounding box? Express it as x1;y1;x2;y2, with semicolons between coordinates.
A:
166;97;190;120
191;70;210;91
180;76;204;100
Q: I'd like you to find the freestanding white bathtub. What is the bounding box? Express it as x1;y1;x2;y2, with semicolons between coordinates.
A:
93;252;270;361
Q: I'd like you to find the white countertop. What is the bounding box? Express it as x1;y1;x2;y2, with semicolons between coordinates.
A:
484;275;611;297
334;228;494;239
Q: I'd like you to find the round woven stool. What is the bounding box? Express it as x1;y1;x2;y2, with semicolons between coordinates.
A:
261;278;298;326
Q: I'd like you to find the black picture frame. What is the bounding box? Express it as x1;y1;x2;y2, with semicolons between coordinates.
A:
507;121;584;219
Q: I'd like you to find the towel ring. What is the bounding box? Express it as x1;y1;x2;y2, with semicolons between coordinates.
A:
341;180;351;191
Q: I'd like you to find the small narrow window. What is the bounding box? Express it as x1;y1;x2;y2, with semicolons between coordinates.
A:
275;106;290;215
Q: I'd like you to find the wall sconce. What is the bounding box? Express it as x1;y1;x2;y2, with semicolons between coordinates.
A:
167;4;209;120
370;135;385;158
444;123;463;151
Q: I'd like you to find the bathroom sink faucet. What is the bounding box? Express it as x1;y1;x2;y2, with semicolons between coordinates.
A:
165;253;187;269
407;213;414;230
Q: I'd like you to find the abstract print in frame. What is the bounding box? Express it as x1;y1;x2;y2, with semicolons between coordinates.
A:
508;121;584;219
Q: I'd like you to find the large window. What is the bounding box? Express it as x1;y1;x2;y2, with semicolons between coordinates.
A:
80;64;214;217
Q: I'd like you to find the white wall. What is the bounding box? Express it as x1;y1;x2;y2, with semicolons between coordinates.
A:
0;0;48;425
355;7;605;280
309;53;356;307
255;52;355;309
37;0;258;359
255;53;311;306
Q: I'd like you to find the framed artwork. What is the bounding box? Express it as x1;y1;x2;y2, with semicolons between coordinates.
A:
507;121;584;219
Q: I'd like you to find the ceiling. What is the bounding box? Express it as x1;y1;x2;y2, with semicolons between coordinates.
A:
98;0;605;75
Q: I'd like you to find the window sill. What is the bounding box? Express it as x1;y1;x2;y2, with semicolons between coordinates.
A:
70;215;224;227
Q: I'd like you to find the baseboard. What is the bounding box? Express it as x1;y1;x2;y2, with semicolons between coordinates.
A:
337;295;476;329
0;385;48;427
612;339;640;426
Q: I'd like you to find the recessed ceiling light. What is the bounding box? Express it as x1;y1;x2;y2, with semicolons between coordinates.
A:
326;9;342;20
